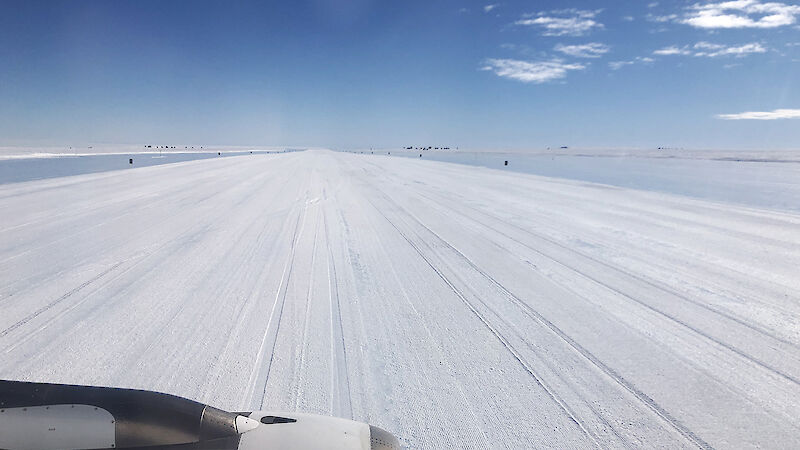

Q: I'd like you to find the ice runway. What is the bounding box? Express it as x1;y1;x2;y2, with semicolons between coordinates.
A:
1;150;799;448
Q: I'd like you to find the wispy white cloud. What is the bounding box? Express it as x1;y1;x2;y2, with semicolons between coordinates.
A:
622;15;635;22
647;13;679;22
554;42;610;58
716;108;800;119
653;46;692;55
694;41;767;56
515;9;604;36
648;2;660;8
608;56;655;70
654;41;767;57
481;58;587;83
484;4;500;13
683;0;800;29
694;42;727;50
609;61;635;70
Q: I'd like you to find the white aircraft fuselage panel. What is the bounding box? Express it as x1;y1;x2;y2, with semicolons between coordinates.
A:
0;404;115;450
239;412;371;450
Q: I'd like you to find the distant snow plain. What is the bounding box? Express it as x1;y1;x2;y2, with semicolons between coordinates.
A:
1;148;799;448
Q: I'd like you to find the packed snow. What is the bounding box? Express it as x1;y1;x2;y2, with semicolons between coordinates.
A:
388;148;800;213
0;148;300;184
1;150;799;448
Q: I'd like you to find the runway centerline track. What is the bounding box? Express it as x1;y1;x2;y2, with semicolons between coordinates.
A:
1;150;799;448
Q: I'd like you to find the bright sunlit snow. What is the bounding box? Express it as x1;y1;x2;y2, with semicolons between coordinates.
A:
1;150;799;448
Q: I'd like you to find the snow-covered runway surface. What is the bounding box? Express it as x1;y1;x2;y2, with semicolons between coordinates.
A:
2;150;799;448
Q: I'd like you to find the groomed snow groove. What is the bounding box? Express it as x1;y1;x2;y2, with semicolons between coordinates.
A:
1;150;799;448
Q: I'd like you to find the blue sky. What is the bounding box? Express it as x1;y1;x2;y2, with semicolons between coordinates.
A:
1;0;799;149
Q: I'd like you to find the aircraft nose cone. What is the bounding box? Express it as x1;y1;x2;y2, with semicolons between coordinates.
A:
369;425;401;450
235;415;261;433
